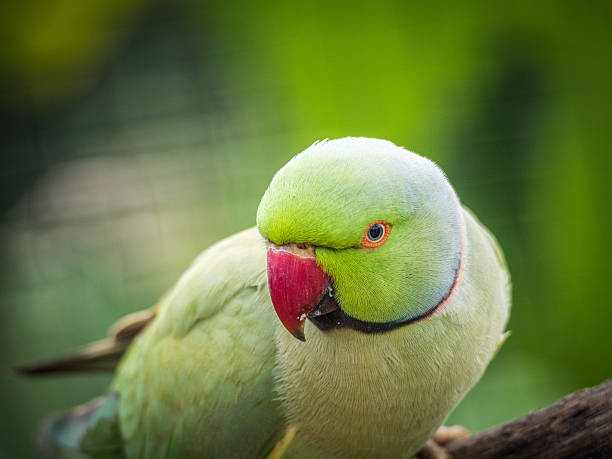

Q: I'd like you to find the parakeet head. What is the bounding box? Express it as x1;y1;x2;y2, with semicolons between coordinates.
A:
257;138;464;341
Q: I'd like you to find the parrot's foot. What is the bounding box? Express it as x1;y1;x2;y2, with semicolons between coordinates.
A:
414;425;470;459
266;425;298;459
432;424;470;445
413;439;451;459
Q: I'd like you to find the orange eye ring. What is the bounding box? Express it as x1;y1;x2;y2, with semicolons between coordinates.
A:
361;220;391;248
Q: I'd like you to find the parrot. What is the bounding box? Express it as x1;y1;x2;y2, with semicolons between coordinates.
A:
16;137;511;458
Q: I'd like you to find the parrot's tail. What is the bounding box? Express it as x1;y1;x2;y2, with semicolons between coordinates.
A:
39;392;125;459
12;338;130;375
12;309;155;376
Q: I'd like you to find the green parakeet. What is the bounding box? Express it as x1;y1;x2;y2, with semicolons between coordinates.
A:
19;137;510;458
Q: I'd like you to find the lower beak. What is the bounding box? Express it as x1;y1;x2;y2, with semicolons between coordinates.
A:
267;244;329;341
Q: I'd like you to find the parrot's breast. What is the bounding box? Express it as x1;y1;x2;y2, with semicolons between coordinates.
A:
273;208;510;458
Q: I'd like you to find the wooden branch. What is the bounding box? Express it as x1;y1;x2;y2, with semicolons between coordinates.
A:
445;379;612;459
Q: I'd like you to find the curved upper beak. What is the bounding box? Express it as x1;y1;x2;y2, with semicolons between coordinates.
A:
266;243;330;341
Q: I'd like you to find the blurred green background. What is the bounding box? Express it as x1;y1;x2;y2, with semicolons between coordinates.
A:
1;1;610;457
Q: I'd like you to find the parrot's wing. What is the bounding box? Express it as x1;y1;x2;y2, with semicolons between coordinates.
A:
38;393;124;459
494;330;511;357
23;227;283;458
111;227;284;458
13;308;158;375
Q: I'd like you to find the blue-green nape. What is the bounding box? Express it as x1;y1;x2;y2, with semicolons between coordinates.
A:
257;137;464;324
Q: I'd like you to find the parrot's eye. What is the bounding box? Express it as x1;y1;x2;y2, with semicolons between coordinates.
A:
368;224;384;241
361;221;390;248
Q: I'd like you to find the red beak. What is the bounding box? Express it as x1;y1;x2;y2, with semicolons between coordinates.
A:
267;244;329;341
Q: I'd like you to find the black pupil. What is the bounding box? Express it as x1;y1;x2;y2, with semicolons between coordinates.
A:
368;224;383;241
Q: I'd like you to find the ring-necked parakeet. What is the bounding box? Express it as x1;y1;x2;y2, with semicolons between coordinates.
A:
18;137;510;458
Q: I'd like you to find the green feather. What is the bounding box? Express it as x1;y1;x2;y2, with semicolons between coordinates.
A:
39;393;124;459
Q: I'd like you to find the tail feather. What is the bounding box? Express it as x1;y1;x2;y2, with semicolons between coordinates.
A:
13;308;155;376
12;339;128;376
39;393;124;459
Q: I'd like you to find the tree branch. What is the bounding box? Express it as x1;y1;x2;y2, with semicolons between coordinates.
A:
445;379;612;459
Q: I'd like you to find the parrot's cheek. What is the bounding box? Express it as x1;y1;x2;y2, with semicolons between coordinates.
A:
267;245;330;341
